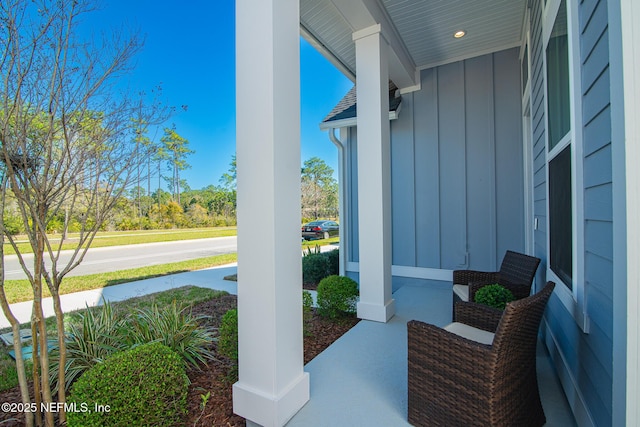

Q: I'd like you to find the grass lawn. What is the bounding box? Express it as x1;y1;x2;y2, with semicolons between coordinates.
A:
0;286;226;392
301;236;339;249
4;237;339;304
3;253;238;304
3;226;237;256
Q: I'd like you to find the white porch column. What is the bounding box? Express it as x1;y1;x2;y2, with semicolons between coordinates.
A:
233;0;309;426
353;24;396;323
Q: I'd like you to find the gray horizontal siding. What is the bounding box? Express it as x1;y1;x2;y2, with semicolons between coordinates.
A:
530;0;614;424
580;0;614;422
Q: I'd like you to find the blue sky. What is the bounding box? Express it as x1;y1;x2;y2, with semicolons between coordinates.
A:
87;0;352;190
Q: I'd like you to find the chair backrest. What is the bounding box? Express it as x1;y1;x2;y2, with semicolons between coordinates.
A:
492;281;554;355
499;250;541;287
488;281;554;425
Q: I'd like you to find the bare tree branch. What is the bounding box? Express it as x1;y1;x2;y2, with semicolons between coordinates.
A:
0;1;172;424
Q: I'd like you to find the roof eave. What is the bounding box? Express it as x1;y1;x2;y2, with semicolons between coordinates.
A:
319;109;400;131
300;24;356;82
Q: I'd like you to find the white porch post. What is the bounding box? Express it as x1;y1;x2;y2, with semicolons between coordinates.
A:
610;0;640;424
353;25;396;323
233;0;309;426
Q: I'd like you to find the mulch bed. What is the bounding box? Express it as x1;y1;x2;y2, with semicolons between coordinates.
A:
0;294;359;427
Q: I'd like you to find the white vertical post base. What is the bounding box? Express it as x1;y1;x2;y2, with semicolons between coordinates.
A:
233;373;310;427
357;299;396;323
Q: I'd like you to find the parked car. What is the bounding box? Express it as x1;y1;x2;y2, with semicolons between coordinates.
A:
301;220;339;241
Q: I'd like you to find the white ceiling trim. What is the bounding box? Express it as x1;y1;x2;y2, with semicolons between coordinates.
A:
301;0;527;92
329;0;419;90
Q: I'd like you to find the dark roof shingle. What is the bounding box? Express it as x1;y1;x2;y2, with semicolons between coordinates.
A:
321;82;401;126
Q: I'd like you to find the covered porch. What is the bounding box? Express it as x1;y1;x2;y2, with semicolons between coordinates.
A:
234;1;537;423
286;283;576;426
233;0;640;425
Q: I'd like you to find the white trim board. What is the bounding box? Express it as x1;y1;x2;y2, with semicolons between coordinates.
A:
346;263;453;282
542;319;595;427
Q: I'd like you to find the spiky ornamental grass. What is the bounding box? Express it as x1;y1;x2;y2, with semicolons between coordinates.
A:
49;299;216;392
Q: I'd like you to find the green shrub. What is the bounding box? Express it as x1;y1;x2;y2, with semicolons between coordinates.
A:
50;299;216;392
67;342;188;427
316;275;359;318
122;301;217;369
303;290;314;336
303;244;322;256
302;253;331;285
218;309;238;361
474;284;515;310
326;249;340;276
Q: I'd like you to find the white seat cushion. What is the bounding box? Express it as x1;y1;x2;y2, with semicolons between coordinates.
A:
452;284;469;302
444;322;495;345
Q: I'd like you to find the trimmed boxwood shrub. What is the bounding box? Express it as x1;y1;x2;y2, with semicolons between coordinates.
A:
325;249;340;276
302;253;331;285
67;342;188;427
218;309;238;361
317;275;359;318
474;284;515;310
218;308;239;381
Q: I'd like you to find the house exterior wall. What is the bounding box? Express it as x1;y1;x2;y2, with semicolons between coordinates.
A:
531;0;614;425
344;48;525;286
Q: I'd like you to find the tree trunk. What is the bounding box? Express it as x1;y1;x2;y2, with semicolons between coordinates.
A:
0;298;34;427
30;316;42;426
33;233;54;427
50;287;67;424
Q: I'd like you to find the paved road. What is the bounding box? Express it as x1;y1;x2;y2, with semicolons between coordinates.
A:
3;236;238;280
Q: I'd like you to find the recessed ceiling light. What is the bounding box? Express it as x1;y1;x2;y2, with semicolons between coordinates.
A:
454;30;466;39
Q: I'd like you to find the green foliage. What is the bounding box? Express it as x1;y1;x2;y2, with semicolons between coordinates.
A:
316;275;359;319
2;211;24;235
302;253;331;286
67;342;188;427
218;308;238;382
302;249;339;285
474;284;515;310
301;157;338;219
303;290;314;336
49;300;128;392
218;309;238;361
122;301;217;369
50;299;216;392
303;244;322;256
326;249;340;276
0;353;32;392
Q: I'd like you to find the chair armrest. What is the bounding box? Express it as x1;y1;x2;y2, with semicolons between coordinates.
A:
452;270;499;285
407;320;493;423
500;282;532;300
453;301;502;332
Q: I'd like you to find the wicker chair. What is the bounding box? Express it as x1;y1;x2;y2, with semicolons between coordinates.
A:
407;281;555;427
452;250;541;304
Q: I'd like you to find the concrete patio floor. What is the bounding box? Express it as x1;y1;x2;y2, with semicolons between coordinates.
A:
287;282;576;427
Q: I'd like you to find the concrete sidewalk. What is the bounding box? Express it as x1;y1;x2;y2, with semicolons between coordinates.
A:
0;263;239;330
0;242;337;331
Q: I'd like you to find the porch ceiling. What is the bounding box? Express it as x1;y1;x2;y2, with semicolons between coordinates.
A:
301;0;527;89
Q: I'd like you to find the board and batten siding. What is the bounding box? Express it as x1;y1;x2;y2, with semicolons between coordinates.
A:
532;0;614;425
344;47;525;280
